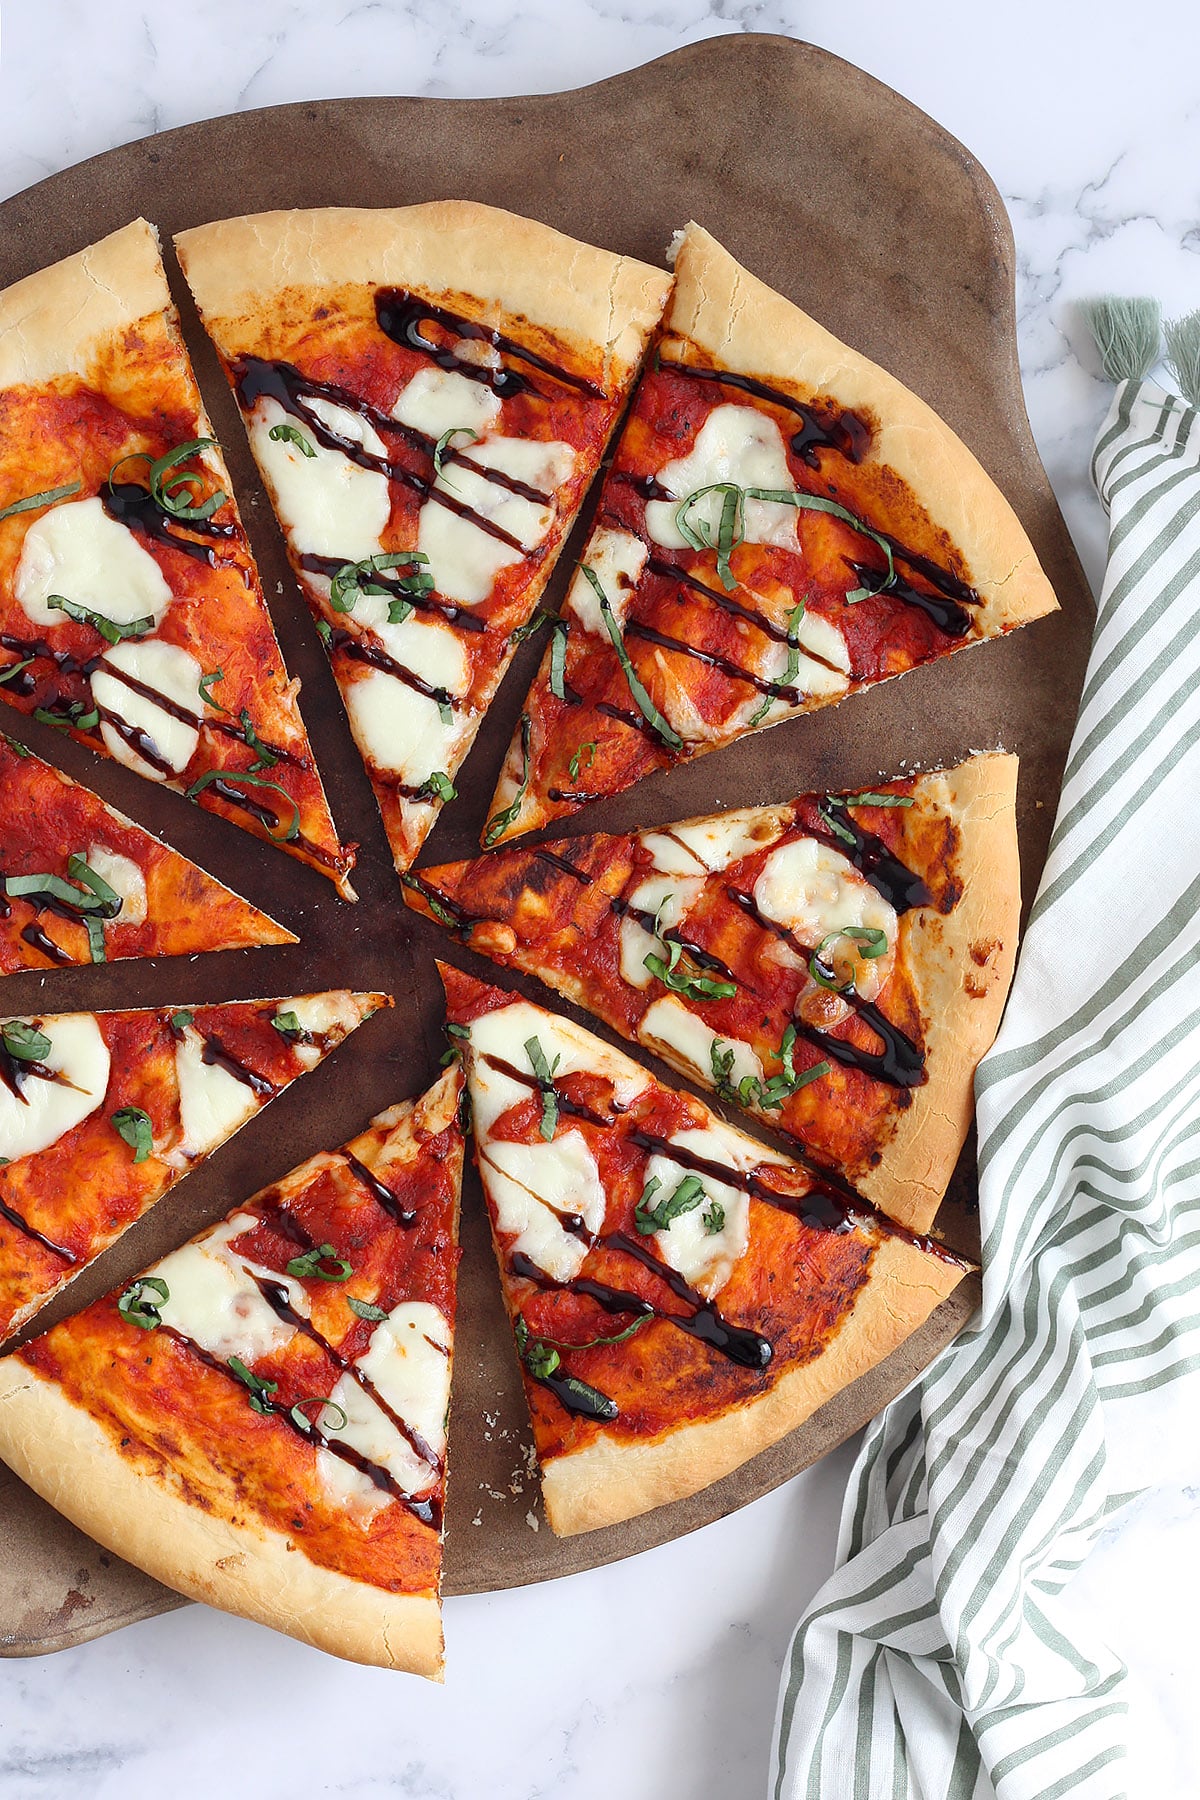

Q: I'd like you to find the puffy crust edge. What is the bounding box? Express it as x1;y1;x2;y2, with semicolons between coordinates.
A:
0;219;170;388
858;751;1021;1232
175;203;673;391
0;1354;443;1675
539;1233;966;1535
667;223;1058;630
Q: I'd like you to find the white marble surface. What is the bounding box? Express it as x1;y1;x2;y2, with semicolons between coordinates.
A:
0;3;1198;1796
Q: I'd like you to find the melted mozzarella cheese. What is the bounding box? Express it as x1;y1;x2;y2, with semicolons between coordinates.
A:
642;1125;755;1298
91;639;202;781
751;608;851;721
279;992;360;1070
642;810;776;875
151;1211;308;1362
391;365;501;441
343;666;464;790
565;527;648;638
322;1300;452;1507
14;497;173;630
644;406;800;553
752;837;897;957
173;1024;261;1159
480;1132;606;1283
84;844;147;928
250;396;390;561
347;599;470;699
617;873;705;989
638;997;764;1097
418;438;575;605
464;999;649;1142
0;1013;109;1163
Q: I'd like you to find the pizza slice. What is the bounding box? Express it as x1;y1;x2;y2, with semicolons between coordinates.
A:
174;203;671;875
0;220;355;896
441;964;968;1536
407;756;1017;1234
0;1066;463;1675
0;730;294;971
484;221;1058;843
0;990;387;1343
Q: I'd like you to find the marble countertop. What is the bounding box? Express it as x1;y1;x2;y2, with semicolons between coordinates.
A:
1;4;1197;1796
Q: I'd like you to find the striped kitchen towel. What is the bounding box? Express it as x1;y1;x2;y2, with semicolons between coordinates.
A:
770;306;1200;1800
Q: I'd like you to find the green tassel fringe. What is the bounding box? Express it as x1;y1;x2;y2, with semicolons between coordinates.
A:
1081;296;1161;383
1164;310;1200;408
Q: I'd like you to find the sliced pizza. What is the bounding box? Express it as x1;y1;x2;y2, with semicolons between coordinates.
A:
0;990;387;1343
174;203;672;874
0;730;294;971
441;964;968;1536
0;1065;463;1675
0;220;355;896
484;221;1058;843
407;756;1017;1234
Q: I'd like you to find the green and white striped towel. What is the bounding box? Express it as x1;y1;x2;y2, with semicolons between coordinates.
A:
770;325;1200;1800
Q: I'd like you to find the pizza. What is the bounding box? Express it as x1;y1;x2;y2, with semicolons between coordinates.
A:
484;221;1058;844
173;203;672;875
0;990;386;1343
0;220;355;896
0;1065;463;1675
0;730;294;971
406;755;1017;1234
440;963;968;1535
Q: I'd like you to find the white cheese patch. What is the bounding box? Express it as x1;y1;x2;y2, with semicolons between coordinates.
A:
391;365;501;441
14;497;173;630
464;999;649;1143
0;1012;109;1163
278;992;360;1070
152;1211;308;1363
644;406;800;554
752;837;897;961
91;639;202;782
320;1300;452;1511
84;844;147;928
481;1132;606;1283
418;437;575;605
565;527;648;637
346;597;471;701
173;1025;262;1159
617;873;705;990
343;666;463;789
250;396;390;562
642;1125;756;1298
751;608;851;721
638;997;764;1098
643;810;776;875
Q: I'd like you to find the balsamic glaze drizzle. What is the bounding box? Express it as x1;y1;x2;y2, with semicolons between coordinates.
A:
533;848;593;885
343;1150;416;1227
655;357;871;468
608;895;739;982
813;809;935;913
375;290;603;400
299;553;486;634
0;1193;76;1262
317;619;460;713
101;482;237;566
199;1034;276;1099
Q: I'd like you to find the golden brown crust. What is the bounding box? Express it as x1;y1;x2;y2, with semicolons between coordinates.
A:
0;220;170;389
859;752;1020;1232
540;1234;965;1534
668;222;1058;631
0;1355;443;1675
175;204;672;392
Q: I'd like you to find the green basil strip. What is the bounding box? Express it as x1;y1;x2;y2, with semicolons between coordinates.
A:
808;926;889;992
289;1396;349;1434
237;709;278;771
548;619;569;699
316;618;333;647
198;668;228;712
347;1296;389;1323
169;1010;194;1034
184;768;300;842
742;486;897;597
674;483;746;592
484;711;532;847
268;423;316;457
847;791;915;807
5;872;105;914
511;609;551;644
524;1035;561;1140
702;1199;726;1235
433;426;478;477
399;872;461;930
818;797;858;846
0;480;82;524
149;439;227;522
415;770;456;804
270;1009;311;1041
117;1275;169;1331
2;733;30;757
748;599;807;728
635;1172;708;1236
66;854;121;915
111;1106;154;1163
0;658;35;687
515;1308;648;1355
285;1242;353;1283
329;551;432;614
1;1021;51;1062
228;1356;279;1414
582;569;683;752
568;741;596;782
643;951;736;1001
33;703;99;732
46;594;154;645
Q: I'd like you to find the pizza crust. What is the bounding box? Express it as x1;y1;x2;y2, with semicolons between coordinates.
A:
666;223;1058;631
539;1233;967;1535
175;203;672;392
0;1353;443;1675
859;751;1020;1232
0;219;170;388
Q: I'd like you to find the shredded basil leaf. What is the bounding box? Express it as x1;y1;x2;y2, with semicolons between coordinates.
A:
33;702;99;732
548;618;569;699
514;1308;648;1356
237;709;278;771
846;791;915;807
818;797;858;846
484;711;532;846
169;1009;194;1034
399;872;461;930
286;1242;353;1283
198;668;228;712
635;1172;708;1236
702;1200;726;1235
289;1396;349;1433
511;609;551;644
524;1035;561;1140
111;1106;154;1163
808;926;888;993
46;594;154;645
415;770;456;804
347;1296;389;1323
0;480;82;524
748;599;807;728
117;1275;169;1331
184;768;300;842
568;742;596;783
582;568;683;751
268;422;316;457
711;1028;831;1111
329;551;432;615
0;658;34;688
674;482;745;590
2;733;30;756
433;426;478;477
270;1009;311;1042
643;950;736;1001
145;439;227;522
316;618;333;648
1;1021;51;1062
228;1356;278;1415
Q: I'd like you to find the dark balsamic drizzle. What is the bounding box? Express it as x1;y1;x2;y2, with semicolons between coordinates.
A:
319;621;460;713
847;560;972;637
101;482;237;566
813;810;935;914
199;1033;276;1099
608;894;739;982
546;787;608;806
343;1151;415;1227
533;848;593;885
0;1193;76;1262
375;290;603;400
19;923;75;967
402;872;484;934
299;553;486;634
656;357;871;468
595;699;658;740
624;619;804;704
